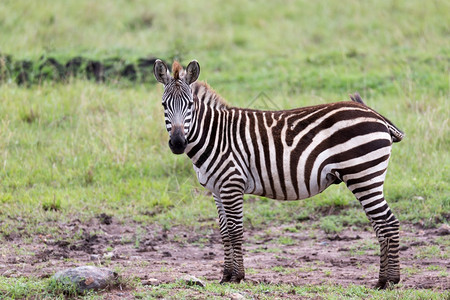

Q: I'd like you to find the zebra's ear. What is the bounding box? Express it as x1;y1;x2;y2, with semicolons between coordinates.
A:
153;59;171;85
184;60;200;84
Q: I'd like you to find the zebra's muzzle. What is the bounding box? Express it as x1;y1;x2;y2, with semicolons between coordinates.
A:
168;136;187;154
168;126;187;155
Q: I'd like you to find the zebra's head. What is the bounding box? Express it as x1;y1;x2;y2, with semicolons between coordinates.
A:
153;59;200;155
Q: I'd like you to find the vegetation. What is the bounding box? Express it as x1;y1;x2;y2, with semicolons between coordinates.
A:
0;0;448;298
0;276;448;300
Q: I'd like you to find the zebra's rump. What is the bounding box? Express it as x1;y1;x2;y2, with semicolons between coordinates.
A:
349;93;404;143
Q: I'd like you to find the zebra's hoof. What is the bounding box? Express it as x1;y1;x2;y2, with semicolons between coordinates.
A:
374;278;400;289
374;279;387;289
219;272;233;284
390;277;400;284
230;273;245;283
229;277;243;283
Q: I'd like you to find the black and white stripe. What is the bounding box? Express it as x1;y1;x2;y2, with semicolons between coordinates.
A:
154;60;403;289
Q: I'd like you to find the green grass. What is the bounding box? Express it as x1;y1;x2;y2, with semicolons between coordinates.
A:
0;0;449;297
348;240;379;257
0;276;83;299
415;245;449;260
1;276;448;299
136;281;450;299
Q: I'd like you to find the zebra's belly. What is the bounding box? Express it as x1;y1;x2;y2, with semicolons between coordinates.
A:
243;177;328;201
247;190;311;201
193;161;334;201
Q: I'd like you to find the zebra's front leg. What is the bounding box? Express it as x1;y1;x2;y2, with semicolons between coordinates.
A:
221;190;245;283
214;194;234;283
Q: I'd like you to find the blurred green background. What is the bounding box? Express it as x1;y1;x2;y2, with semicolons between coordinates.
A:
0;0;448;233
0;0;449;296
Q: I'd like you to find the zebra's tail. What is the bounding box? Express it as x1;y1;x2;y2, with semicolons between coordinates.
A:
349;92;404;143
386;122;405;143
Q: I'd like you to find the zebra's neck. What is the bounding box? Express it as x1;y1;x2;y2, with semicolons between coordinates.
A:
191;81;230;109
185;81;232;167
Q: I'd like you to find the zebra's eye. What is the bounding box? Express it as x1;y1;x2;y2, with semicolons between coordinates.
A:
162;102;167;109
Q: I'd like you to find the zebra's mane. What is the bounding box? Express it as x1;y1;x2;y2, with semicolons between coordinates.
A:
192;81;230;109
172;61;184;80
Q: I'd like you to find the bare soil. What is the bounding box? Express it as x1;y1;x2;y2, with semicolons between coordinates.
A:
0;215;448;297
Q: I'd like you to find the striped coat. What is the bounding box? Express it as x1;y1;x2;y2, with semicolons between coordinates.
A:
154;60;403;289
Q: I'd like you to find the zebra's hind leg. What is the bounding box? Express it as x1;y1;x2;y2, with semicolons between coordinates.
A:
346;179;400;289
213;194;234;283
372;212;400;289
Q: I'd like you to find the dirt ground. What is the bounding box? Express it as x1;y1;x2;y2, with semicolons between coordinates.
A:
0;215;448;297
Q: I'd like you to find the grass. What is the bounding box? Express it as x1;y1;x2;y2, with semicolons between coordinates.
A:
138;281;449;299
0;0;449;298
320;215;345;234
1;276;448;299
277;236;297;246
415;245;449;260
0;276;81;299
348;240;379;257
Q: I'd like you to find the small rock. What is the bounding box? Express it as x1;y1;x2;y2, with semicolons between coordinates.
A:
230;292;246;300
181;275;205;287
142;278;159;286
52;266;118;293
436;224;450;236
399;245;409;251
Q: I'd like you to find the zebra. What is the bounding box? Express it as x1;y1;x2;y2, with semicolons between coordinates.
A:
153;59;404;289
